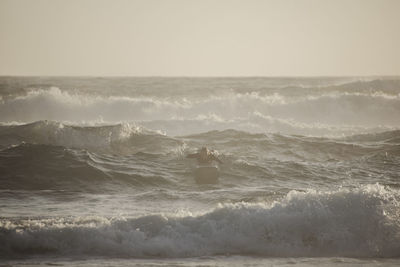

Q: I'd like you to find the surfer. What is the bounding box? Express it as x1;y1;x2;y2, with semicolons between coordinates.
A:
186;147;223;164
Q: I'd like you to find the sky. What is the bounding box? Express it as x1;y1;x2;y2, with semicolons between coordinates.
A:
1;0;400;76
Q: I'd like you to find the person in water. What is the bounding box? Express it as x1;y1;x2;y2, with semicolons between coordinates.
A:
187;147;223;164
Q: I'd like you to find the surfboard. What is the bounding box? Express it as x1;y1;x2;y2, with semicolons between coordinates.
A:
194;166;219;184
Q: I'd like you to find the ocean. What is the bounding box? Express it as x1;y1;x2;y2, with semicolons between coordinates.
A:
0;76;400;266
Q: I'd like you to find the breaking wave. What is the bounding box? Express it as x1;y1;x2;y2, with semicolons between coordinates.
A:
1;84;399;136
1;184;399;258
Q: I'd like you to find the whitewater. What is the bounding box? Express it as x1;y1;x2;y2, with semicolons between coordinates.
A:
1;77;400;266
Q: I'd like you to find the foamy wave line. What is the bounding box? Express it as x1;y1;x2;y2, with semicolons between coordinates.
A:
1;184;399;258
1;87;400;136
1;87;399;119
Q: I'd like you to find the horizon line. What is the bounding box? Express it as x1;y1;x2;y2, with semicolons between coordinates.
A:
1;74;400;79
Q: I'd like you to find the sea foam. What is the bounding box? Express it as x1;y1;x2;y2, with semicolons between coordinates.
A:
1;87;399;136
1;184;399;258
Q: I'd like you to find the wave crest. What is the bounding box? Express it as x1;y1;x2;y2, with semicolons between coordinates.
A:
1;184;399;258
1;86;400;136
0;120;183;154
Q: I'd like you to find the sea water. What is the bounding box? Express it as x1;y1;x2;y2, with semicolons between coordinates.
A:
0;77;400;266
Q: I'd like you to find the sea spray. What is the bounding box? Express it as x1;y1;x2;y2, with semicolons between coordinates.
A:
1;184;399;258
1;82;400;136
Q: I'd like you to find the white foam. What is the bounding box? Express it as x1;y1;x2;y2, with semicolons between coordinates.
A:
1;184;399;258
1;87;400;136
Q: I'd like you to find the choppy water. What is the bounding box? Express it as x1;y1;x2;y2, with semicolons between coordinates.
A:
1;77;400;266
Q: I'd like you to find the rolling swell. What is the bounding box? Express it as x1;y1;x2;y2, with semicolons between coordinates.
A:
1;184;399;258
1;123;399;192
0;139;184;194
183;128;400;161
0;144;173;192
0;143;107;191
0;120;183;154
182;129;400;190
0;121;184;191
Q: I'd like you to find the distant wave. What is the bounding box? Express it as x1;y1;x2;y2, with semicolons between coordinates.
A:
326;79;400;93
1;184;399;258
1;86;399;136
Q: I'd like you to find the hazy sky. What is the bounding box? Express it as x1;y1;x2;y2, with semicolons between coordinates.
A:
1;0;399;76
